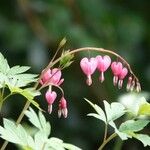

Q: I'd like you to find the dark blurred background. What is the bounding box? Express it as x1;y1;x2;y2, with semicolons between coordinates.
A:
0;0;150;150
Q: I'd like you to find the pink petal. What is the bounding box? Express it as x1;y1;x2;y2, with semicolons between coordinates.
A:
45;91;57;104
119;67;128;79
111;62;123;76
80;57;97;76
96;55;111;72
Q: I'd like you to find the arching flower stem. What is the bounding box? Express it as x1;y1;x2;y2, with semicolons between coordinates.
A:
46;47;139;84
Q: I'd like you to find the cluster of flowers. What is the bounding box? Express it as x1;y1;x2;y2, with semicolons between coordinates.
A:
80;55;141;92
40;68;68;118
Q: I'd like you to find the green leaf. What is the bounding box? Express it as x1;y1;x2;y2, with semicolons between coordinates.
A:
25;107;43;130
39;110;51;137
103;100;125;122
34;131;47;150
7;74;38;88
0;73;7;88
25;107;50;137
59;50;74;69
7;66;30;75
134;134;150;147
0;119;32;146
8;86;41;110
0;53;10;74
63;143;82;150
85;98;106;123
47;137;65;150
119;120;150;133
138;102;150;116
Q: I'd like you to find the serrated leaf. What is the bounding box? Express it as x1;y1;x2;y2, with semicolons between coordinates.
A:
0;73;7;88
25;107;50;138
34;131;47;150
0;119;32;146
138;102;150;116
87;113;106;122
7;74;38;88
39;111;51;137
85;98;106;123
47;137;65;150
119;120;150;133
0;53;10;74
134;134;150;147
7;66;30;75
25;107;42;130
103;100;125;122
63;143;82;150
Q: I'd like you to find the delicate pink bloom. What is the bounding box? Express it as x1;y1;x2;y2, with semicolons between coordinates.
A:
45;90;57;114
111;62;123;86
118;67;128;89
111;62;128;88
40;68;64;86
96;55;111;82
58;97;68;118
80;57;97;86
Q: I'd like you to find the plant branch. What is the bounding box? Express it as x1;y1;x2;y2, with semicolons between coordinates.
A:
98;133;117;150
103;123;108;142
48;47;140;83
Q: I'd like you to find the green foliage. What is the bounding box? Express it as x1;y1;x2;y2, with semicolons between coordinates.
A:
0;52;40;109
59;50;74;69
85;98;150;147
0;52;37;88
119;120;149;133
138;102;150;116
0;107;81;150
103;100;125;122
85;98;106;123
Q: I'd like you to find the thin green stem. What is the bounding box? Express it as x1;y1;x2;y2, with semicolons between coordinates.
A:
0;87;5;111
98;133;117;150
0;101;31;150
103;123;108;142
0;93;13;111
3;93;14;102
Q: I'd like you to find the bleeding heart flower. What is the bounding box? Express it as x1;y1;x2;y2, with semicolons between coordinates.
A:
40;68;64;86
111;61;128;89
45;90;57;114
80;57;97;86
96;55;111;82
111;62;123;86
58;97;68;118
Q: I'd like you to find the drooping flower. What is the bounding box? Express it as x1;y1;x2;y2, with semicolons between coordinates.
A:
118;67;128;89
58;97;68;118
111;61;128;88
45;90;57;114
80;57;97;86
40;68;64;86
111;62;123;86
96;55;111;82
126;76;133;91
